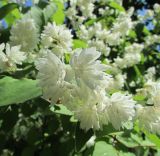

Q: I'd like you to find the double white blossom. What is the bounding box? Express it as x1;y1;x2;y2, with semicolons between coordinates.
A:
36;47;137;131
70;47;111;89
35;52;67;103
107;93;136;130
10;18;39;52
137;106;160;135
114;43;144;68
41;22;73;58
0;43;26;71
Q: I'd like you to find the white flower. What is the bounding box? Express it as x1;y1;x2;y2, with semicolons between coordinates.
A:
114;43;144;68
10;18;39;52
107;92;136;130
70;47;111;89
144;67;156;81
65;83;100;130
105;32;121;46
136;80;160;107
0;43;26;71
35;52;67;103
86;135;96;148
106;74;126;91
41;22;73;57
154;3;160;13
125;43;144;54
112;12;133;36
64;83;110;131
88;39;111;56
75;104;100;130
137;106;160;135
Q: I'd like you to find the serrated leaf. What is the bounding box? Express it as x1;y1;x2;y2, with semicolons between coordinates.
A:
116;134;140;148
0;3;18;20
0;76;42;106
145;132;160;148
131;133;155;147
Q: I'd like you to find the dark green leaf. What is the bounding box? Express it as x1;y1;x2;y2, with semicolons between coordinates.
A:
75;123;93;152
0;3;18;20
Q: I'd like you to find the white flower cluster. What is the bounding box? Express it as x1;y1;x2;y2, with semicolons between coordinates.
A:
36;47;136;131
77;9;133;56
10;18;39;52
114;43;144;68
4;0;160;136
145;35;160;46
0;43;26;71
41;22;73;58
136;79;160;135
66;0;96;25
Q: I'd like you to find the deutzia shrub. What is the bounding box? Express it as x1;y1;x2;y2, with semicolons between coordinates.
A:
1;0;160;155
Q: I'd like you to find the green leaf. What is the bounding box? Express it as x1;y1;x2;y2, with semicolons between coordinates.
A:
93;141;117;156
52;0;65;24
85;19;97;26
50;104;73;116
131;133;155;147
96;124;119;138
145;132;160;148
143;26;151;36
0;76;42;106
73;39;88;49
116;133;140;148
128;30;137;39
43;2;57;24
5;8;21;26
108;2;125;12
133;95;146;101
0;3;18;20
